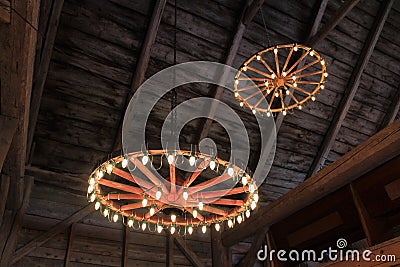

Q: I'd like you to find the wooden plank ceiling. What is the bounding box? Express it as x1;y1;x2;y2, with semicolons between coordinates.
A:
16;0;400;265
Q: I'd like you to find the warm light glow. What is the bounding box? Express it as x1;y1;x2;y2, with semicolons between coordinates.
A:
234;91;239;98
89;193;96;202
188;225;193;235
209;160;216;170
292;75;296;80
294;45;298;51
88;184;94;194
298;105;302;110
243;66;247;71
202;224;207;234
106;163;113;174
170;225;176;234
142;155;149;165
310;50;314;56
198;200;204;211
320;84;325;89
89;177;95;185
239;102;244;107
142;197;148;207
275;91;279;97
311;96;316;101
283;110;287;116
252;109;256;114
97;170;104;179
183;189;189;201
167;154;175;165
256;55;261;60
267;112;271;117
103;207;109;217
113;213;119;222
249;183;255;193
324;72;328;77
237;214;243;224
286;90;290;95
156;188;162;200
189;155;196;166
274;48;278;54
266;89;271;94
128;218;134;227
122;158;128;168
321;60;325;65
193;208;198;219
251;201;257;210
282;71;287;77
293;82;297;87
171;214;177;223
95;200;101;210
245;209;251;218
227;166;234;177
227;219;233;228
215;222;220;231
241;176;248;186
142;221;147;231
254;192;259;203
150;206;155;216
271;73;276;79
235;79;239;85
157;223;163;233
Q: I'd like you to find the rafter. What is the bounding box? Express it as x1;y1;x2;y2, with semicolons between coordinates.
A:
26;0;65;160
11;204;94;264
380;87;400;129
0;115;18;172
174;237;205;267
307;0;394;177
63;223;76;267
197;0;264;141
112;0;166;151
222;120;400;246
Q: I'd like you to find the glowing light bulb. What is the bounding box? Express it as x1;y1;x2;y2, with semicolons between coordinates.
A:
256;55;261;60
183;189;188;201
167;154;175;165
254;192;259;203
239;102;244;107
311;96;316;101
265;81;269;86
243;66;247;72
106;163;113;174
234;92;239;97
294;45;298;51
271;73;276;79
103;207;109;217
198;200;204;211
142;197;148;207
310;50;314;56
156;188;162;200
267;112;271;117
215;222;220;231
251;201;257;210
141;221;147;231
97;170;104;179
293;82;297;87
95;200;101;210
142;155;149;165
286;90;290;95
188;225;193;235
249;183;255;193
321;60;325;65
274;48;278;54
227;166;234;177
171;214;176;223
121;158;128;168
128;218;134;227
89;193;96;202
241;176;248;186
245;209;251;218
252;109;256;114
292;75;296;80
150;206;155;216
266;89;271;94
237;214;243;224
193;208;198;219
235;79;239;85
157;223;163;233
170;225;176;234
283;110;287;116
282;71;287;77
298;105;302;110
324;72;328;77
189;155;196;166
89;177;95;185
275;91;279;97
202;224;207;234
88;184;94;194
320;84;325;89
113;213;119;222
209;160;216;170
227;219;233;228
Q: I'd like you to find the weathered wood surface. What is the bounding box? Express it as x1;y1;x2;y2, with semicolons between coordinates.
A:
222;120;400;246
0;115;18;172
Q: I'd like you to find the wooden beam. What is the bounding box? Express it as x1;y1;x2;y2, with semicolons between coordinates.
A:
308;0;361;47
0;176;33;267
122;225;129;267
307;0;394;177
64;223;76;267
198;0;264;141
319;236;400;267
211;227;230;266
350;184;385;246
112;0;166;151
0;0;10;24
26;0;64;161
0;115;17;172
222;120;400;246
11;204;93;264
275;0;329;130
236;228;266;267
380;87;400;129
0;175;10;227
174;237;205;267
167;233;174;267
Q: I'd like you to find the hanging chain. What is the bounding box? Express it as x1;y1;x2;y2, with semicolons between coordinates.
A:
260;8;272;48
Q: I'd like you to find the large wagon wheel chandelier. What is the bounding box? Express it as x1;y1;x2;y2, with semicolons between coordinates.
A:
234;43;327;116
87;150;258;235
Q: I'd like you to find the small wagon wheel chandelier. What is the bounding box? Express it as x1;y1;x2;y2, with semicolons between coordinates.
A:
234;43;328;116
87;150;258;235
